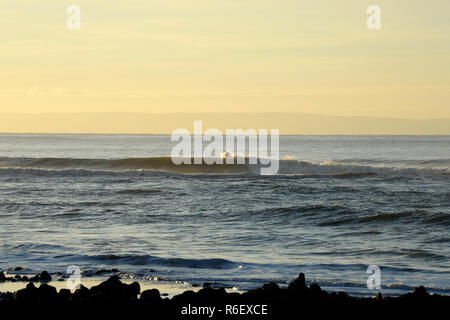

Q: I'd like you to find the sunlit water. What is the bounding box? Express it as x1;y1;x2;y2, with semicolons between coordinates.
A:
0;134;449;296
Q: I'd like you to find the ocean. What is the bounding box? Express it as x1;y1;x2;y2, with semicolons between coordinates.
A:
0;134;449;296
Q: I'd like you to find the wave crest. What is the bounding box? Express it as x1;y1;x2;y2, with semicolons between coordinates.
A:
0;156;448;177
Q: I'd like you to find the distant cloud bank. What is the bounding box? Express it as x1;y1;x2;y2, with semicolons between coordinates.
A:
1;113;449;134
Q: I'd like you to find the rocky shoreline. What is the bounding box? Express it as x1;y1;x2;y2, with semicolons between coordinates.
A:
1;271;448;317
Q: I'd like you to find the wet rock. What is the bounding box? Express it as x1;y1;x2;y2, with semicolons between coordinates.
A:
95;269;119;275
0;272;6;282
13;267;23;272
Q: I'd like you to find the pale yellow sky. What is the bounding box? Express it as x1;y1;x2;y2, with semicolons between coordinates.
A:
1;0;449;120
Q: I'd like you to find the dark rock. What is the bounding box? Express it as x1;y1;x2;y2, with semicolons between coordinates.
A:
2;271;450;314
0;292;14;302
95;269;107;275
337;291;348;300
141;289;161;302
26;282;37;290
309;283;321;294
29;271;52;282
172;289;196;304
197;286;227;300
128;282;141;296
13;267;23;272
90;275;121;295
39;283;58;301
309;283;328;299
39;271;52;281
376;292;383;301
89;276;140;301
95;268;120;275
58;288;72;301
71;284;90;302
245;282;280;299
29;275;39;282
183;290;196;297
14;282;39;303
261;282;280;294
288;272;308;292
0;272;6;282
413;286;428;297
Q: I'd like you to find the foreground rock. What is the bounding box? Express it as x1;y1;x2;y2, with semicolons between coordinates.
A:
0;272;448;317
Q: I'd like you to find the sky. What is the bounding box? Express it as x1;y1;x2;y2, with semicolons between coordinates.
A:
1;0;449;129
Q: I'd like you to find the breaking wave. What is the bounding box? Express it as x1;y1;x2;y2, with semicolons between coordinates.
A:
0;156;448;177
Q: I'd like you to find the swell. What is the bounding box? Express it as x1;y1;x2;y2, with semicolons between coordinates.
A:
0;157;249;174
76;254;239;270
319;210;450;227
0;156;449;177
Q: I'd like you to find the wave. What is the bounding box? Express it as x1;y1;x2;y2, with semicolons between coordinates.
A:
0;156;449;177
0;156;248;174
318;210;450;227
81;254;239;270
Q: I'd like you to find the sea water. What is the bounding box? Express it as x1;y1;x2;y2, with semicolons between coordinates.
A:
0;134;449;296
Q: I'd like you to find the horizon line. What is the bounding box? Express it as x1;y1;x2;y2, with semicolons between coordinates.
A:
2;111;450;121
